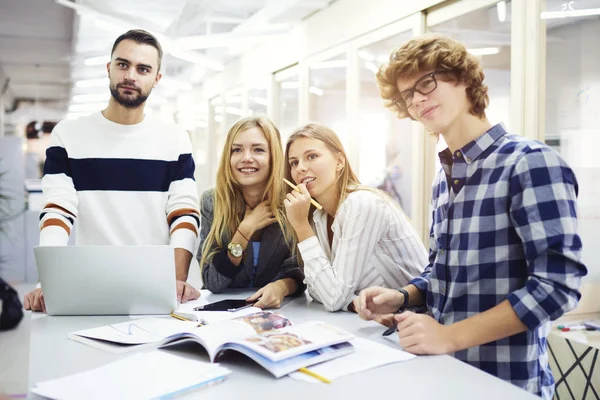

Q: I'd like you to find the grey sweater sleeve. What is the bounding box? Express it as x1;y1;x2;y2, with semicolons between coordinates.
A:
274;254;306;296
198;189;244;293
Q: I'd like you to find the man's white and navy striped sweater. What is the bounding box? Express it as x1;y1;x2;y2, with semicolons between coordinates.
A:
39;111;200;254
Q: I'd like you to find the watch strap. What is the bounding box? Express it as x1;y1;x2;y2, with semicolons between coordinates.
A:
396;288;409;313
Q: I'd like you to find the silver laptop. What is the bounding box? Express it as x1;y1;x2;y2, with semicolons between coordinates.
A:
34;246;178;316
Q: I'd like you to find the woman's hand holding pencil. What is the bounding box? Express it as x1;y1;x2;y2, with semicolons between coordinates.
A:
283;178;322;210
283;179;319;242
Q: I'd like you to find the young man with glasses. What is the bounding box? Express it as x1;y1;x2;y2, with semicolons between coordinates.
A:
355;35;586;399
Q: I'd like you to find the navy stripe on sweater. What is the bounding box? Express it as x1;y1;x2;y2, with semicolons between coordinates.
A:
44;147;195;192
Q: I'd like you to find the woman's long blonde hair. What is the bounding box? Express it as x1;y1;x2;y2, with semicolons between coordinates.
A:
200;116;294;269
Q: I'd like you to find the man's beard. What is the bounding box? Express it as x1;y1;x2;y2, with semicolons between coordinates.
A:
109;82;150;109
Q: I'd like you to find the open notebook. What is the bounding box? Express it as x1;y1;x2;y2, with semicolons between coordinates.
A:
69;311;355;378
31;351;231;400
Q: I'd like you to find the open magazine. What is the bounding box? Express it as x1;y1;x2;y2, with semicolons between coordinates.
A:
69;311;355;378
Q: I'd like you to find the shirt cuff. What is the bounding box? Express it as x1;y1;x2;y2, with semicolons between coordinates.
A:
507;284;554;331
297;236;321;261
409;275;429;299
297;236;321;283
170;228;197;255
212;250;245;279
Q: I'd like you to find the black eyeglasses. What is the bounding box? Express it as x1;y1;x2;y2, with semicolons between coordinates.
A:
394;71;442;109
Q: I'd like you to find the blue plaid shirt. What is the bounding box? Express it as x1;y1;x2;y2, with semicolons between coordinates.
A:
409;124;587;399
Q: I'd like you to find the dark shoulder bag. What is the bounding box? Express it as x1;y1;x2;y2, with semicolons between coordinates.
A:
0;278;24;331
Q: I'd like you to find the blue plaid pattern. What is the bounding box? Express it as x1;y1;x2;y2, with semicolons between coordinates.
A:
409;124;587;399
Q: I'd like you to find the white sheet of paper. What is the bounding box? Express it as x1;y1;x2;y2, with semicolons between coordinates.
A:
71;317;198;345
288;337;415;383
31;351;231;400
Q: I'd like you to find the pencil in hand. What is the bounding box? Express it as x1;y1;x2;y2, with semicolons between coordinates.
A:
283;178;323;210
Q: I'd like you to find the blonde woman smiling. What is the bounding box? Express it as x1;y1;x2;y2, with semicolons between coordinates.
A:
199;116;304;309
283;123;427;312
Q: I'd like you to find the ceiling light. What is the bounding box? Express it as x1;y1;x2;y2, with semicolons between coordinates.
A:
309;86;324;96
71;93;109;103
169;49;224;71
540;8;600;19
358;50;375;62
68;103;106;112
497;1;507;22
467;47;500;56
93;18;130;34
75;78;109;88
159;78;192;91
65;112;93;120
84;56;110;66
310;60;347;70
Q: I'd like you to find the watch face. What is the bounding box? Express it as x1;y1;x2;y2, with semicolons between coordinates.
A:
228;243;243;257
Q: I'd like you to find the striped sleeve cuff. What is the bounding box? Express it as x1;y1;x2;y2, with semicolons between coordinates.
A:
296;236;321;281
168;208;199;233
170;227;197;254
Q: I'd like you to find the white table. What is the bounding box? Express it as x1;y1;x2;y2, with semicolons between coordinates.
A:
28;291;538;399
549;312;600;399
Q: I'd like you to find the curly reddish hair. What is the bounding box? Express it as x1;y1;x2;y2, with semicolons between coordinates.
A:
376;34;489;120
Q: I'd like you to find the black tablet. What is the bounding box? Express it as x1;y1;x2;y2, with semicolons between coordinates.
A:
194;299;254;312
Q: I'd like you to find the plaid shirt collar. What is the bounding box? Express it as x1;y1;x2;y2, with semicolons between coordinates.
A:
438;123;509;175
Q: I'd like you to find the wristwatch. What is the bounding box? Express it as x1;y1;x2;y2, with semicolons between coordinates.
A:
396;288;409;313
227;242;244;258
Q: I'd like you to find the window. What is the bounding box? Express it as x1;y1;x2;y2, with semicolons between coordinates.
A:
357;31;414;214
544;0;600;282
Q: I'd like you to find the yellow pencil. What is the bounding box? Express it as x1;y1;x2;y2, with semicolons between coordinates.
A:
171;313;206;327
283;178;323;210
170;313;191;322
297;367;331;384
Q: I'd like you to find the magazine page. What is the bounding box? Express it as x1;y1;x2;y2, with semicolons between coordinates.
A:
192;311;293;360
70;317;199;346
231;311;292;333
231;321;354;362
222;342;355;378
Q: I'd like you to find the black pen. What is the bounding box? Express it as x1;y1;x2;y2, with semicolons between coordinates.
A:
382;313;402;336
382;324;398;337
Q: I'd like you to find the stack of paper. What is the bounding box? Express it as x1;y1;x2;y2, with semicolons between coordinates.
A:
31;351;231;400
289;337;415;383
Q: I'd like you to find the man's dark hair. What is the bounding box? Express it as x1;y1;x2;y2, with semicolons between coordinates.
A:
111;29;163;71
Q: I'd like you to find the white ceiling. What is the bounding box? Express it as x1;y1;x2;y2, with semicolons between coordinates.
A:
0;0;73;104
3;0;598;125
0;0;333;122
